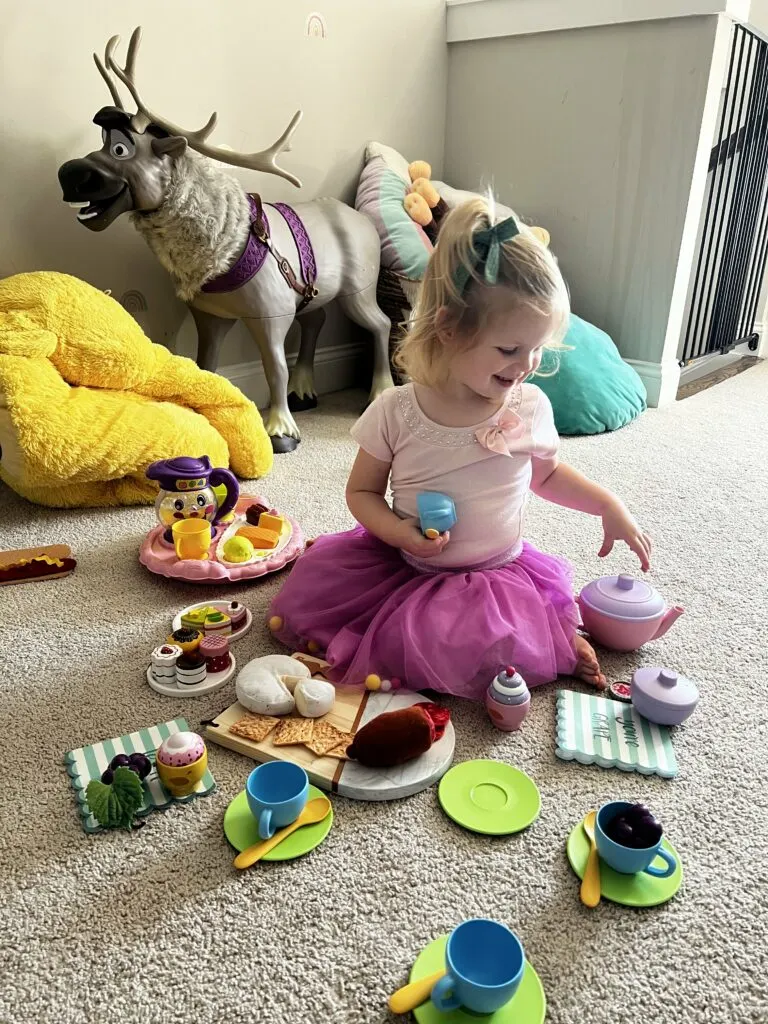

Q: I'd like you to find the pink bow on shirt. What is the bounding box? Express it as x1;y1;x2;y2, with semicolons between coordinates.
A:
475;408;526;456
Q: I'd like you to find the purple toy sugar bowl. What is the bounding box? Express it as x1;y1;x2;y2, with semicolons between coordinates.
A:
577;574;684;652
485;666;530;731
631;667;699;726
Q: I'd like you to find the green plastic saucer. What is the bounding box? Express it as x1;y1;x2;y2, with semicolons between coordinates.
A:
566;822;683;907
223;784;332;861
410;935;546;1024
438;760;541;835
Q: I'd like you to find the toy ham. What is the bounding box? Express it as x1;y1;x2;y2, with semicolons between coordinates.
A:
347;703;450;768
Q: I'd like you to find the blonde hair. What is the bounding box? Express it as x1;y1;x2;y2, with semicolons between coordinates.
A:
395;196;570;387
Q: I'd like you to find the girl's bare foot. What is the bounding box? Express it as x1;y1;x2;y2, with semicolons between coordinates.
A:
574;634;607;689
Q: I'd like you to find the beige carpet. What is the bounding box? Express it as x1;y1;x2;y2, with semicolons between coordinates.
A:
2;364;767;1024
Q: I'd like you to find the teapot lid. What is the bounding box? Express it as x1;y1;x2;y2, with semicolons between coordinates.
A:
146;456;213;491
632;667;699;708
580;574;665;619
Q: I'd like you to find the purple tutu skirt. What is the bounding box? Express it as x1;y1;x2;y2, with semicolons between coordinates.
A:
268;527;580;700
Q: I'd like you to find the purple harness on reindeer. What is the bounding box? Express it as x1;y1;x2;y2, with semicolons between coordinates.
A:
202;194;318;309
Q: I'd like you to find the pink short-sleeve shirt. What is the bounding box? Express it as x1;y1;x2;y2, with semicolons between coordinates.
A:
350;382;559;568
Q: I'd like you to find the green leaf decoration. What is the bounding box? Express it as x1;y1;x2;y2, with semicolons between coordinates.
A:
85;779;113;827
112;767;144;830
85;767;144;830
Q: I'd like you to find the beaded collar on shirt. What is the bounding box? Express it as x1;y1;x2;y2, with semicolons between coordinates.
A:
397;382;523;448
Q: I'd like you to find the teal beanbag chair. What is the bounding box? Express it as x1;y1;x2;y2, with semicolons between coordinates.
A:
533;315;646;435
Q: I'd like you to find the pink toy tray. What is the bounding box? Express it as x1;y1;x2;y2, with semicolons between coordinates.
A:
139;494;305;583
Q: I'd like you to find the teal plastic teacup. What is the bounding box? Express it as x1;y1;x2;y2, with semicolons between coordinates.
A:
596;801;677;877
246;761;309;840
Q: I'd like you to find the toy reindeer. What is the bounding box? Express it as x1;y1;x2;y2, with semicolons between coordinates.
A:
58;28;394;452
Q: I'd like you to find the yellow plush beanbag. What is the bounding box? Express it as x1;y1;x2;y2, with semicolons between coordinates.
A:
0;272;272;507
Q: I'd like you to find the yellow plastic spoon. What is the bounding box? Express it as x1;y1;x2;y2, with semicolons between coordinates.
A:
388;969;447;1015
580;810;602;908
233;796;331;869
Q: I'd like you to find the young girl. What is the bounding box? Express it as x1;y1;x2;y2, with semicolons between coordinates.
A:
267;198;651;703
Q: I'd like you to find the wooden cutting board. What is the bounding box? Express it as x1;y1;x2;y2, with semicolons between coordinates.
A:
204;686;455;802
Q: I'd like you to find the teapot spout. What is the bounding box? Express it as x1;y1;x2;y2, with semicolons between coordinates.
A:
652;605;684;640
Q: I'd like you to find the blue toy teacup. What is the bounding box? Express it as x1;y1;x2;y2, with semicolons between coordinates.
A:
246;761;309;840
431;919;524;1015
596;801;677;877
417;491;457;539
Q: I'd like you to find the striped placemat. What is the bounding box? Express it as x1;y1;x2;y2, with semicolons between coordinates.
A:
556;690;678;778
65;717;216;833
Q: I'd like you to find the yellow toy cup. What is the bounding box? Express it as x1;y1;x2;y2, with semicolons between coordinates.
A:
156;747;208;798
172;519;211;560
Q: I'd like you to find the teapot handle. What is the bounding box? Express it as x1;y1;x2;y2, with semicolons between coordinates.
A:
209;468;240;524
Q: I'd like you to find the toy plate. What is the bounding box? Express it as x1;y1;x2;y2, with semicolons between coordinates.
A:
146;653;236;698
438;760;541;835
172;601;253;642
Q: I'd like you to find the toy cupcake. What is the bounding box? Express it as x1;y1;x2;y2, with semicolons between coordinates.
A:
176;651;207;686
200;634;231;673
168;627;202;653
204;609;232;636
151;644;182;684
227;601;247;630
156;732;208;797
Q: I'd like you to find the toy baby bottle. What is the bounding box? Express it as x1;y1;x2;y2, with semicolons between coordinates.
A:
485;666;530;731
146;456;239;541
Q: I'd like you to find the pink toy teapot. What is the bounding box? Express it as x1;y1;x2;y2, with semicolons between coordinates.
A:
577;574;684;652
146;456;239;541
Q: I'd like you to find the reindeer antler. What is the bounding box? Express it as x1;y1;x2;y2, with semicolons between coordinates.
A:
93;39;124;109
104;27;302;187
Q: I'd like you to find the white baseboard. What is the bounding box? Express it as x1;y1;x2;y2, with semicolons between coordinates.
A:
220;341;367;408
624;357;681;407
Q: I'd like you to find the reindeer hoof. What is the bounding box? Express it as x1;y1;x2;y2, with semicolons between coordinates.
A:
288;391;318;413
270;434;300;454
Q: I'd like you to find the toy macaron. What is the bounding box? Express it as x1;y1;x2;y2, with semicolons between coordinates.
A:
155;732;208;797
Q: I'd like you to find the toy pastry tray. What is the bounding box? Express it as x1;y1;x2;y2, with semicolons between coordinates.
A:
139;494;305;583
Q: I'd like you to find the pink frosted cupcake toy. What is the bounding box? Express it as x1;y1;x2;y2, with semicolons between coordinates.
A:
200;634;231;673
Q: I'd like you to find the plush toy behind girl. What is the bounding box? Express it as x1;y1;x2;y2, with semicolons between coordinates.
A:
268;198;652;709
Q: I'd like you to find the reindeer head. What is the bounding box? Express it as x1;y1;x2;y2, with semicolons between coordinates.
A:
58;28;302;232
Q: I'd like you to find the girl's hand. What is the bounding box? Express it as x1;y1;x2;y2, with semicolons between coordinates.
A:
599;502;652;572
392;518;450;559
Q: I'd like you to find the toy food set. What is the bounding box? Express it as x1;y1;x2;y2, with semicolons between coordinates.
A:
205;655;455;800
140;457;304;581
567;803;683;908
0;544;76;586
174;600;252;641
65;718;216;833
577;573;684;651
630;667;699;726
555;689;678;778
147;630;236;698
416;491;457;539
397;923;546;1023
485;666;530;731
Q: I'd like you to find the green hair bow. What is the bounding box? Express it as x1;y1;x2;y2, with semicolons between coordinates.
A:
453;215;520;295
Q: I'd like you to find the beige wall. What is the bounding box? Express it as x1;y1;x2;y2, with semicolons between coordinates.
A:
445;16;718;370
0;0;446;369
